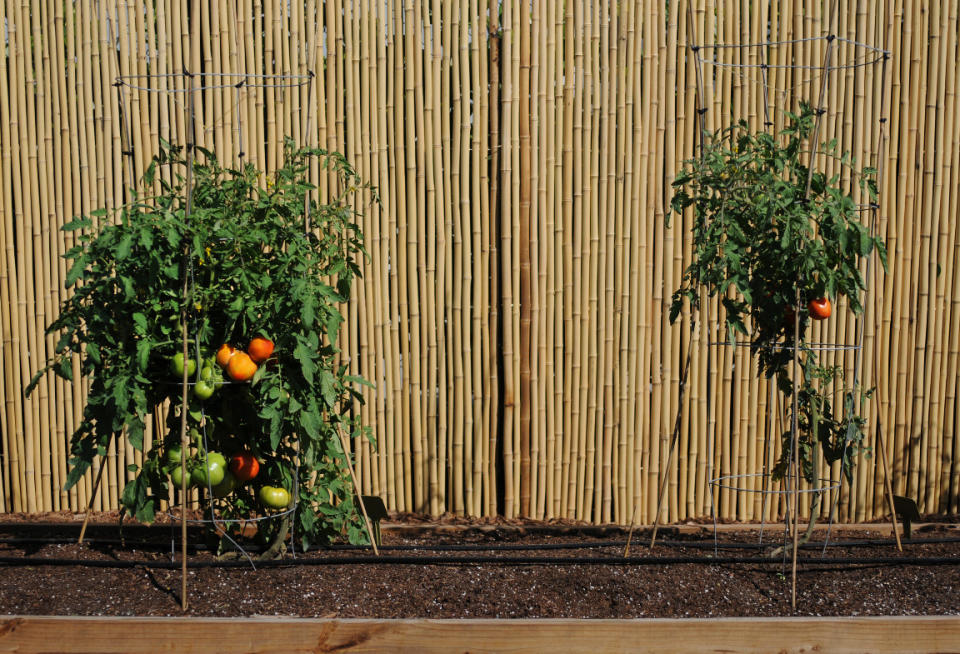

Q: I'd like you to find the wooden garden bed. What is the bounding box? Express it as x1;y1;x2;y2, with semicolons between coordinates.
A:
1;615;959;653
0;513;958;654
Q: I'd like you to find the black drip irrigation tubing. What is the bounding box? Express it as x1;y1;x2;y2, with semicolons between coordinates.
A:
325;537;960;552
0;554;957;569
2;536;959;552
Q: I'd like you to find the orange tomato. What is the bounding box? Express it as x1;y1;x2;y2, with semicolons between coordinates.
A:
226;351;258;381
216;343;237;368
247;336;275;363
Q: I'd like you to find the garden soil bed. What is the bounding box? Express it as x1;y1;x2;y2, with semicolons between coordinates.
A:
0;512;957;619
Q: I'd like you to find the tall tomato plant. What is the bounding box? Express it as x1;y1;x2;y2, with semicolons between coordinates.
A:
28;139;373;549
669;103;886;492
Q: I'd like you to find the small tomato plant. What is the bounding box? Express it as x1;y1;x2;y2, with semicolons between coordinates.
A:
28;138;374;553
669;103;886;527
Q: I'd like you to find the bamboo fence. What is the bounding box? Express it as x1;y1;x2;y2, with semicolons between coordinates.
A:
0;0;958;524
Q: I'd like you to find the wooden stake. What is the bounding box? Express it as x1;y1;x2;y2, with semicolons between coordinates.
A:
77;433;113;545
179;76;196;613
337;430;379;557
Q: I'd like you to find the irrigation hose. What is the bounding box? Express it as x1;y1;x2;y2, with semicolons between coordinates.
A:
2;536;958;552
0;554;956;570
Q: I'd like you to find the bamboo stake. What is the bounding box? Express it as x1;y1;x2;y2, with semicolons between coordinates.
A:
178;76;197;612
635;328;695;552
791;296;800;610
78;433;114;545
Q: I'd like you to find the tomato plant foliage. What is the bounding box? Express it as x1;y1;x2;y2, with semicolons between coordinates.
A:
669;103;887;485
28;139;374;549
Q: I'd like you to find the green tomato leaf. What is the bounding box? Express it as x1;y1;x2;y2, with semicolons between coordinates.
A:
319;369;336;408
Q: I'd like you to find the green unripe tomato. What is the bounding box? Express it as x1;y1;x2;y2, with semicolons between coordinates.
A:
205;451;227;468
190;458;225;487
200;364;215;381
259;485;291;510
165;443;183;467
169;463;191;488
193;380;216;400
212;470;237;498
170;352;196;378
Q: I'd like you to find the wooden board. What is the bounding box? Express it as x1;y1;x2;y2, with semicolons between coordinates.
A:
1;615;958;653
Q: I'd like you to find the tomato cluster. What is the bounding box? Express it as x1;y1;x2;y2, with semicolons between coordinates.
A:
216;336;275;382
168;336;276;401
164;335;291;511
164;439;292;510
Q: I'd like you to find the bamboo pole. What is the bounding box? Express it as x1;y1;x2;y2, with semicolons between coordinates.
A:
0;0;25;514
486;6;502;518
518;0;532;518
528;0;542;518
446;0;464;516
499;0;517;518
559;0;574;519
613;0;634;525
469;0;484;517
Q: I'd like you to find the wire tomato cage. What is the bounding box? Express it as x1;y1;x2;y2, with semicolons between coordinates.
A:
111;69;318;571
625;0;897;610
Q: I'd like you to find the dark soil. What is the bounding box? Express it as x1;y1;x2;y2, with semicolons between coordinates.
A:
0;512;957;618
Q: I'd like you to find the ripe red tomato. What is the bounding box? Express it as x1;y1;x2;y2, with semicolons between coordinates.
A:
808;297;832;320
229;452;260;482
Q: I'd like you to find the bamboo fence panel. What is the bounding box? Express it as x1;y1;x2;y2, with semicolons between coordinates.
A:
0;0;958;525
